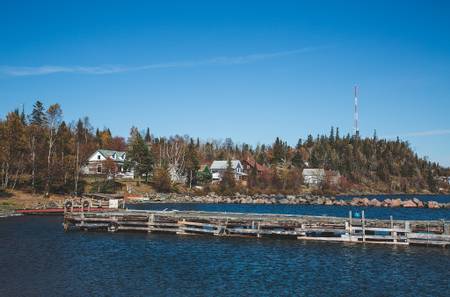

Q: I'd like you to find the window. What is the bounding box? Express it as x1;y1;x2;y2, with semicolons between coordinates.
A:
97;164;102;173
97;154;101;160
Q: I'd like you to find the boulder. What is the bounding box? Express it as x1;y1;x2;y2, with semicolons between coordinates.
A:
402;199;417;208
413;198;424;208
382;199;392;207
360;198;370;206
315;197;325;205
279;198;290;204
390;198;402;207
369;199;382;207
427;201;440;209
324;198;334;205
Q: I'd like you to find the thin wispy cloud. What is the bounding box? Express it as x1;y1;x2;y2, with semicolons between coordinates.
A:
385;129;450;138
0;47;318;77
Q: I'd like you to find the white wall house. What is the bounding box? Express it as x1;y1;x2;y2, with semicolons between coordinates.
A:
210;160;246;181
81;149;133;178
302;168;326;186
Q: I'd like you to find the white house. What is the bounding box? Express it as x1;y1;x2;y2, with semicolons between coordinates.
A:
302;168;325;186
210;160;246;181
81;149;133;178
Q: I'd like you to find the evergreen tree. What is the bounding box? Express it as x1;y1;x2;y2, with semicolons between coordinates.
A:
291;150;304;168
272;137;285;164
197;166;212;184
29;100;47;126
124;128;154;184
329;126;335;143
219;160;236;195
144;127;152;143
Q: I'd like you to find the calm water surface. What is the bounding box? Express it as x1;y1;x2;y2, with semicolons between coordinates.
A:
131;201;450;220
1;203;449;297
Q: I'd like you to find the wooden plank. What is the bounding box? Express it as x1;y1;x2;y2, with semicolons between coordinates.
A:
63;209;450;248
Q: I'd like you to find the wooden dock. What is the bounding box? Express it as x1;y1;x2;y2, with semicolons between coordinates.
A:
63;209;450;247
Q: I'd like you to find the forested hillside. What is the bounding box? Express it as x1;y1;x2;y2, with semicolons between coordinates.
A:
0;101;448;195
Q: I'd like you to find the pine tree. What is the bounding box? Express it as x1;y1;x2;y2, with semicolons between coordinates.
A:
219;160;236;195
29;101;47;126
272;137;285;164
144;128;152;143
291;150;304;168
124;128;154;184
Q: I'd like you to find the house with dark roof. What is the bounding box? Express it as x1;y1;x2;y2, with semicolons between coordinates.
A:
241;156;270;176
81;149;133;178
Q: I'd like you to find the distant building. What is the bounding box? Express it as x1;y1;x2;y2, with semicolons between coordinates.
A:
438;176;450;185
325;170;341;186
81;149;133;178
241;156;270;176
210;160;246;181
302;168;326;186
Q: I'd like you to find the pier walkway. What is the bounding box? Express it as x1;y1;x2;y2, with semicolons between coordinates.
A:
64;209;450;247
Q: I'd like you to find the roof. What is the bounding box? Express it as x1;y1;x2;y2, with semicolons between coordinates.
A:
302;168;325;176
242;156;270;173
98;149;126;160
210;160;242;170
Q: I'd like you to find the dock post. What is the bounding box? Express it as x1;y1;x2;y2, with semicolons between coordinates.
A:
390;216;397;242
257;222;261;238
444;223;450;235
148;214;154;233
362;210;366;242
348;210;353;241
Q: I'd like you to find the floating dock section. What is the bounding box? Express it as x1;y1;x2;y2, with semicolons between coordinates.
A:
64;209;450;247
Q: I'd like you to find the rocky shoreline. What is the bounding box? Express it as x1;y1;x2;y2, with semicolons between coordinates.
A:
129;193;450;209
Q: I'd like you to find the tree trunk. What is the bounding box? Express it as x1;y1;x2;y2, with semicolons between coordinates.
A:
11;154;24;190
74;141;80;194
31;136;36;194
45;130;54;197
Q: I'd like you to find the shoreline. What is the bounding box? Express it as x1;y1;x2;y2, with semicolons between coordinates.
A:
1;191;449;219
126;193;450;209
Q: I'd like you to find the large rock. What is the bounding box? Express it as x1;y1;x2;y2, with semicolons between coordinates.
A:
382;199;392;207
402;199;417;208
413;198;424;208
427;201;440;209
390;198;402;207
324;198;334;205
360;198;370;206
369;199;382;207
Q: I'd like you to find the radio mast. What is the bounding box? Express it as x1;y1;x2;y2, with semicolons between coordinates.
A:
354;85;359;138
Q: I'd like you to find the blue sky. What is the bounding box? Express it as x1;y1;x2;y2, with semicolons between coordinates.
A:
1;1;450;166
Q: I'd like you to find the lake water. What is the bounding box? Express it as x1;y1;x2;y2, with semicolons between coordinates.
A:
130;201;450;220
338;194;450;203
1;203;449;297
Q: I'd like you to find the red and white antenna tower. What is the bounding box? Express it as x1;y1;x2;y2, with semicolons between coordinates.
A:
354;85;359;138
